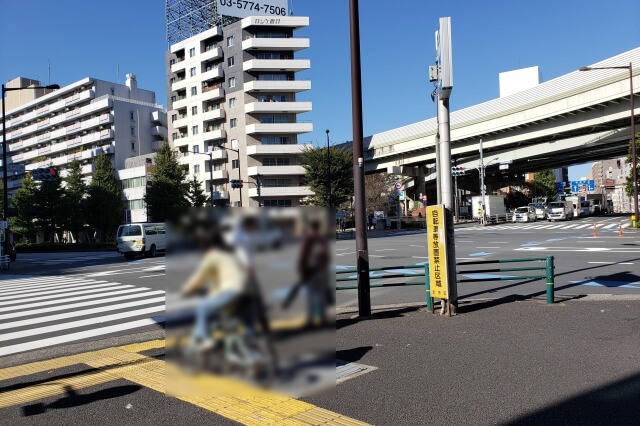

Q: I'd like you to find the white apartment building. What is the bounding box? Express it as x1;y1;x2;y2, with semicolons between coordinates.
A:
167;16;313;207
1;75;167;196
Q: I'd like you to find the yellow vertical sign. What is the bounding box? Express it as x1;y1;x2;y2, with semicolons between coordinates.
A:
427;205;449;300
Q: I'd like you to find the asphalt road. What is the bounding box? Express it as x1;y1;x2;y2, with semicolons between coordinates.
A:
336;216;640;310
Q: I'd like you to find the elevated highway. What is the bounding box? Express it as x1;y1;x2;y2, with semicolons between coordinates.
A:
350;48;639;195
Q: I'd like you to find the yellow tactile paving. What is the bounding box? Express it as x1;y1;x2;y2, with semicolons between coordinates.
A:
0;340;370;425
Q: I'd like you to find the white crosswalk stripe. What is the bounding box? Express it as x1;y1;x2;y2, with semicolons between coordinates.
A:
0;275;165;357
460;221;631;232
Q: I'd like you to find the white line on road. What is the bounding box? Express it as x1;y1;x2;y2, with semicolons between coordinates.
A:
412;256;429;259
374;249;396;252
0;305;165;342
477;247;500;249
0;317;165;357
0;282;126;302
409;245;425;248
588;261;634;265
0;285;132;307
0;278;108;294
139;275;166;279
0;296;165;330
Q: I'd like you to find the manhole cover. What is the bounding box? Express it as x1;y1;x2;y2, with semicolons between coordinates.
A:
336;359;377;384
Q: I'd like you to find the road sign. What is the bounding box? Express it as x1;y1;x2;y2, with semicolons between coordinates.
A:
555;182;566;193
216;0;288;19
570;179;595;192
336;211;347;218
398;190;405;200
0;221;7;230
426;205;449;300
394;181;402;190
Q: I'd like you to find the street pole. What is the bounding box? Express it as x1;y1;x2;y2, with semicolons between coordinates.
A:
237;150;242;208
326;129;331;209
629;63;637;224
435;107;441;205
349;0;370;317
208;153;214;208
479;138;486;226
438;97;453;209
257;173;262;207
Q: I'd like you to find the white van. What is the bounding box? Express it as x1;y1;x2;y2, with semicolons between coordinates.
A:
546;201;574;221
116;223;166;259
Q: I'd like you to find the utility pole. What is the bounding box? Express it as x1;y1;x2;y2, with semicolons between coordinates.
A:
326;129;331;209
479;138;486;226
349;0;370;317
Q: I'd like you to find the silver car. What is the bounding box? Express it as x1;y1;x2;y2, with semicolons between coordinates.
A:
512;206;537;223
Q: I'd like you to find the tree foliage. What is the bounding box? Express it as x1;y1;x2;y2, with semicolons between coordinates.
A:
144;142;188;222
10;173;39;240
63;160;87;241
365;174;391;213
532;169;557;202
85;153;124;242
300;146;354;207
36;170;65;242
186;174;208;207
625;132;640;198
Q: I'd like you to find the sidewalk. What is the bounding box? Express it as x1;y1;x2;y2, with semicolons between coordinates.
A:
306;298;640;425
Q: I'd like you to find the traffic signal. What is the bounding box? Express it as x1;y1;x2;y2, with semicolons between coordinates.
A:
230;179;243;189
451;166;466;177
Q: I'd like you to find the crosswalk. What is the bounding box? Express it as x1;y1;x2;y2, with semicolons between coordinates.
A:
18;252;122;266
0;274;165;357
460;221;631;232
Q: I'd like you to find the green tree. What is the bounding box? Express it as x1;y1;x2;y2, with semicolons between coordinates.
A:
625;132;639;198
186;174;208;207
86;153;124;242
300;145;354;207
36;170;65;242
144;142;188;222
10;173;39;241
532;169;557;202
63;160;87;242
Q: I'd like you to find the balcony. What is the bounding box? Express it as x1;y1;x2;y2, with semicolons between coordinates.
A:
243;59;310;72
172;96;189;110
170;58;186;73
244;80;311;93
151;126;168;139
203;128;226;140
202;108;225;121
81;163;94;175
151;140;164;151
245;101;312;114
245;122;312;135
206;149;227;160
65;90;95;107
151;111;167;126
99;113;113;124
211;190;229;200
242;37;309;51
247;143;311;155
200;46;223;62
247;165;305;176
36;105;50;117
171;76;188;92
172;115;190;129
209;170;229;181
99;129;114;140
248;186;313;198
201;67;224;82
201;87;224;100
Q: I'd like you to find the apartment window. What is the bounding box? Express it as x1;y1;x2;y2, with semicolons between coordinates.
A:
111;88;115;95
263;178;292;187
263;157;290;166
131;142;136;151
230;118;237;128
171;114;177;122
232;159;239;169
130;112;135;120
191;106;198;115
260;136;292;145
229;98;236;108
191;86;197;96
229;77;236;88
192;125;199;135
194;164;200;174
228;56;235;67
190;67;196;77
231;139;239;149
264;199;292;207
193;144;199;153
131;127;135;136
189;47;196;57
227;36;234;47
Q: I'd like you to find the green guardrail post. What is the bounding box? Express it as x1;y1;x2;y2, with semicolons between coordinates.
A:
424;263;433;313
546;256;555;304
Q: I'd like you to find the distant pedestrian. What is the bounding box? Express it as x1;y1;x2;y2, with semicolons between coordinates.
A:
367;213;374;230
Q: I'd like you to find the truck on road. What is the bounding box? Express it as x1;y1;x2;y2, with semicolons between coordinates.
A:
472;195;506;220
547;200;574;221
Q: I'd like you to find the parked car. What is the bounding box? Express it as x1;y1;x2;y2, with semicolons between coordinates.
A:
528;203;547;220
513;206;537;223
116;223;166;259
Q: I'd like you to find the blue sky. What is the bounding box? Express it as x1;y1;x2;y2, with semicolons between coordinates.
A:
1;0;638;180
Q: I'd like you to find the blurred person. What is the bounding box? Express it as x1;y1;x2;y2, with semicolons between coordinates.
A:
287;220;331;327
181;229;247;352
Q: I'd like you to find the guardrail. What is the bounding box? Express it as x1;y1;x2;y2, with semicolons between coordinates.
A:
336;256;555;312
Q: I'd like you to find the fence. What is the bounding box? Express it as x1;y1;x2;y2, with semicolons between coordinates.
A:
336;256;555;311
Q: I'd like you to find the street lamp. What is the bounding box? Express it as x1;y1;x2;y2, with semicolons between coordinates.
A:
579;64;637;222
216;144;242;207
2;83;59;253
326;129;332;209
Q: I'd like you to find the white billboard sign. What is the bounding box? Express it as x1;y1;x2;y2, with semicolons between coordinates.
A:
216;0;288;19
